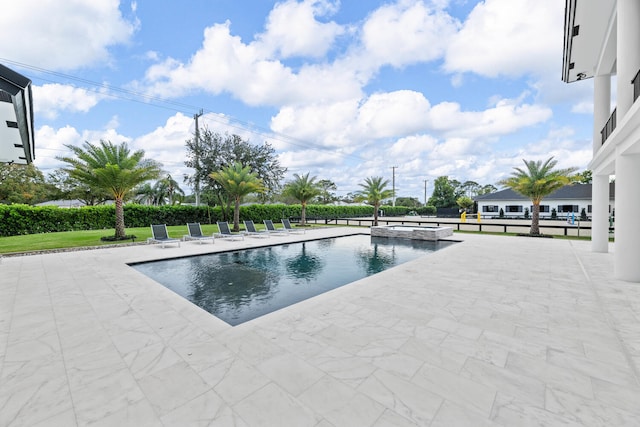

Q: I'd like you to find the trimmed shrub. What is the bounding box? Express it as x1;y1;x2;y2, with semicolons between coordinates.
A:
0;203;379;237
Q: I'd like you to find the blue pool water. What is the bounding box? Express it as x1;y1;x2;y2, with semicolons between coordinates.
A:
131;234;455;326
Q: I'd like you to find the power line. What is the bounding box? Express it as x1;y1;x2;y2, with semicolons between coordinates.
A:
2;57;367;163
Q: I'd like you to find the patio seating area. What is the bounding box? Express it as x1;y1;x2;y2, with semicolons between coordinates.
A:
1;228;640;426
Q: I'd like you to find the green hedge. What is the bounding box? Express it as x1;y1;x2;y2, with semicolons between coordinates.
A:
0;203;386;237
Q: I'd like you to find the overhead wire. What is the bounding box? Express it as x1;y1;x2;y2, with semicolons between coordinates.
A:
1;57;368;163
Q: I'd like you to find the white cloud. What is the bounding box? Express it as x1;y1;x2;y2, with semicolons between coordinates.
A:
361;0;457;68
389;134;437;157
257;0;344;58
33;84;103;119
444;0;562;78
428;97;552;138
0;0;138;70
357;91;431;138
132;113;193;173
271;90;551;148
33;125;82;170
140;21;363;107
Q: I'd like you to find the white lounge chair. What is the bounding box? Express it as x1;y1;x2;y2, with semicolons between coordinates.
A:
183;222;215;244
243;220;269;238
216;221;244;240
148;224;181;248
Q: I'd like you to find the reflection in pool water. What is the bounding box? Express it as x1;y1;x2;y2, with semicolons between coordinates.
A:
131;234;455;325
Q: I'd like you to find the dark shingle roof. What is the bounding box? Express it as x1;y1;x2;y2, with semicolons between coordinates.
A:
474;183;615;201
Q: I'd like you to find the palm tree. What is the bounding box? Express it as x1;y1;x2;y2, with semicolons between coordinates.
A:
499;157;577;235
134;183;157;205
282;173;321;226
153;174;185;205
356;176;394;226
58;140;162;239
210;162;265;231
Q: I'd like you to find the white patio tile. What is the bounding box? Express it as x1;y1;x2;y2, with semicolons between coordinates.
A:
160;389;247;427
136;361;210;416
357;368;443;426
490;393;585;427
255;352;325;396
545;385;640;426
411;362;497;417
431;400;500;427
212;358;271;405
1;229;640;426
232;383;321;426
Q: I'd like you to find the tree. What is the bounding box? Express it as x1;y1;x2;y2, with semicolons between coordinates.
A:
356;176;394;226
395;197;421;208
427;176;458;208
153;174;185;205
316;179;337;204
134;183;157;205
184;130;286;213
0;163;49;204
282;173;321;226
460;181;481;197
210;162;266;231
477;184;498;195
499;157;577;235
572;170;592;184
47;169;110;205
58;140;162;239
456;196;474;212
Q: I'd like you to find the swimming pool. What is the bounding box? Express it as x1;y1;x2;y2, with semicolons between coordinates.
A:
131;234;455;326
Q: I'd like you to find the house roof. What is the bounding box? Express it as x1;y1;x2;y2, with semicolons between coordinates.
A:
475;183;615;202
0;63;35;165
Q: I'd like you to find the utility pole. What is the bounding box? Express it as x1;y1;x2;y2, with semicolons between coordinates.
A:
391;166;398;207
193;109;203;206
423;179;428;206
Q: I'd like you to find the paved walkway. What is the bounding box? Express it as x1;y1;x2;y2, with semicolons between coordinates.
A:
1;228;639;426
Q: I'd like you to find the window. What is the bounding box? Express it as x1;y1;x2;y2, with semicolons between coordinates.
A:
505;205;523;213
557;205;579;213
482;205;499;212
5;121;18;128
588;205;592;213
531;205;550;212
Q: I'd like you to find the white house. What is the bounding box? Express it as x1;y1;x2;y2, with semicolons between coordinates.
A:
475;184;615;220
0;63;35;165
563;0;640;281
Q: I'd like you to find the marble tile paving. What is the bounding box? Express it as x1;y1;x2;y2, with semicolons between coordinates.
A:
1;227;640;426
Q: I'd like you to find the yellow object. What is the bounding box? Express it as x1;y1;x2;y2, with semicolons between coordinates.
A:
477;213;481;223
461;211;467;222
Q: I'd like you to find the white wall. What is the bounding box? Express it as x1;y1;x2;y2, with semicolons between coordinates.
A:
477;199;615;219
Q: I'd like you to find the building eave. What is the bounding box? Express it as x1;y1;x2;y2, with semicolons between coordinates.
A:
0;63;35;165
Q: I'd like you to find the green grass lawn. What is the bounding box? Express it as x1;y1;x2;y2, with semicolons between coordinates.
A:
0;224;221;254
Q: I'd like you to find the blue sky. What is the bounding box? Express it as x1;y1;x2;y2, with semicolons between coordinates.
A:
1;0;594;199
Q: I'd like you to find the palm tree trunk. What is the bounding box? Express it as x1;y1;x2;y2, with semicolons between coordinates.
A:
233;196;240;232
373;203;379;226
115;197;126;238
531;202;540;235
301;201;307;226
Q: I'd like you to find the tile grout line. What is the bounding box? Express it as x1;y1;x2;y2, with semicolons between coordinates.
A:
568;241;640;388
44;254;81;426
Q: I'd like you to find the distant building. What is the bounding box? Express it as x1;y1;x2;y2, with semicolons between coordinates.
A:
475;184;615;219
0;63;35;165
563;0;640;281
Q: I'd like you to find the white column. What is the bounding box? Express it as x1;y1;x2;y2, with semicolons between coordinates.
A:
616;0;640;119
593;75;611;153
591;174;609;253
614;154;640;281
